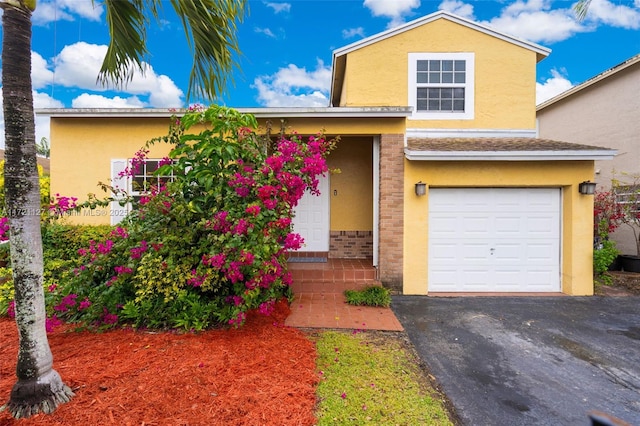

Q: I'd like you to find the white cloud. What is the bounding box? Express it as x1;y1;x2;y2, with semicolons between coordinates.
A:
253;60;332;107
32;0;103;25
31;51;55;90
265;2;291;14
255;27;277;38
71;93;146;108
536;69;573;105
583;0;640;29
53;42;184;107
0;90;63;149
438;0;475;19
342;27;366;39
442;0;638;45
34;91;65;146
52;42;111;89
478;0;587;44
363;0;421;28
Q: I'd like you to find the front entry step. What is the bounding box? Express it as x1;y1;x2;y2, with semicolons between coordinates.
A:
287;258;378;293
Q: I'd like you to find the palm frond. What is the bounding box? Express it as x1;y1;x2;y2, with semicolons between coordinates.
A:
97;0;159;89
573;0;592;21
169;0;246;101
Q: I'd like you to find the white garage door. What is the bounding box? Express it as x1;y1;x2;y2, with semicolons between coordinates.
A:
428;188;561;292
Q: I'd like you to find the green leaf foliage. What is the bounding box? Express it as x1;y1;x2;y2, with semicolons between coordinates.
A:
46;105;336;330
344;286;392;308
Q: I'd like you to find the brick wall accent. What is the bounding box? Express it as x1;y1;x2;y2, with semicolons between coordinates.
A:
329;231;373;259
378;134;405;291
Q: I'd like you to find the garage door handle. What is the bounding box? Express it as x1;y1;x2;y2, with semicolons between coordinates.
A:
490;248;495;255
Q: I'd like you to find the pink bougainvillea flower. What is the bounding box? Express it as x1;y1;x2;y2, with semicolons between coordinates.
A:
111;226;129;239
0;217;9;242
258;300;275;316
245;205;261;216
187;270;207;287
283;233;304;250
228;311;246;327
130;240;148;259
46;315;63;333
78;297;92;311
101;308;118;325
114;265;133;275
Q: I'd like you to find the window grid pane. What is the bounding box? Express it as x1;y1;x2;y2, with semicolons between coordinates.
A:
416;87;465;112
130;159;177;197
415;58;467;112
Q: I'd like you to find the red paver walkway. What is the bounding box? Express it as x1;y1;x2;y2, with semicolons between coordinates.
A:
285;292;404;331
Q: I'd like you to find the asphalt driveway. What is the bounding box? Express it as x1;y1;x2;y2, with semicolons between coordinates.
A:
391;296;640;425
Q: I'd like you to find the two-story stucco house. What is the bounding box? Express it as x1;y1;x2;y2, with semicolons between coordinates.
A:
39;11;616;296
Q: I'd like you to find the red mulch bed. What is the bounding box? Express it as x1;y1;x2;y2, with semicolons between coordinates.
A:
0;300;318;425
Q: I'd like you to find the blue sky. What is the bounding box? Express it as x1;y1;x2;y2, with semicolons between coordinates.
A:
1;0;639;145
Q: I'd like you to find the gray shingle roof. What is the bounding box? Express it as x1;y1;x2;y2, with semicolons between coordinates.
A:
406;137;610;152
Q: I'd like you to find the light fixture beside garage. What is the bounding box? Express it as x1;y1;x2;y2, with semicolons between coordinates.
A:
415;181;426;196
578;181;597;195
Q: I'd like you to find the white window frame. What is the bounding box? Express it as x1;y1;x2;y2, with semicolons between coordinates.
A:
110;158;177;225
615;185;640;215
129;158;178;203
408;52;475;120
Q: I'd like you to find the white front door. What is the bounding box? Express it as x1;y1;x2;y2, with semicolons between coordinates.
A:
428;188;561;292
292;174;330;252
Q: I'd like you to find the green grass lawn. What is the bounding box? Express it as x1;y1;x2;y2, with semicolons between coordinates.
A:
312;330;455;425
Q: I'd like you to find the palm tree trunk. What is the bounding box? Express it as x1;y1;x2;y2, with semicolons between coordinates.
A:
1;3;73;419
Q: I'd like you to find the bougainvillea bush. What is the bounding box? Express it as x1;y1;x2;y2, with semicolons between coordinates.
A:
593;190;623;282
47;105;336;330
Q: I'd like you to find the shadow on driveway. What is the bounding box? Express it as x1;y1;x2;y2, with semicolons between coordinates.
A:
392;296;640;425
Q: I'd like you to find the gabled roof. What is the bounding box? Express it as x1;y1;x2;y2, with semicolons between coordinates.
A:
330;10;551;106
537;54;640;110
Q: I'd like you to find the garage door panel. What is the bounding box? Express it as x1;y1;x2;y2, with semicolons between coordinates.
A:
494;270;523;290
526;216;559;234
492;243;523;261
527;243;558;261
526;270;556;288
429;188;560;293
461;269;491;289
429;270;458;291
493;217;523;235
430;243;458;261
462;218;492;236
462;243;491;261
429;215;458;235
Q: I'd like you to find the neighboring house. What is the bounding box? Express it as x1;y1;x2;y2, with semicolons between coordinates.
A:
39;11;615;296
537;54;640;255
0;149;50;174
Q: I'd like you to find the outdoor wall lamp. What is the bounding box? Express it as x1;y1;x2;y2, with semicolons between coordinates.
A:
415;181;427;196
578;181;597;195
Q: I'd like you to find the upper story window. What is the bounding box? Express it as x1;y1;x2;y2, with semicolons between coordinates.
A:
408;53;474;120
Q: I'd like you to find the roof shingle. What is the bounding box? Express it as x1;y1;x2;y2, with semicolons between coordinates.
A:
406;137;611;152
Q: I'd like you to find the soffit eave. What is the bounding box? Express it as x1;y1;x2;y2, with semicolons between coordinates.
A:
404;149;618;161
37;107;413;119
